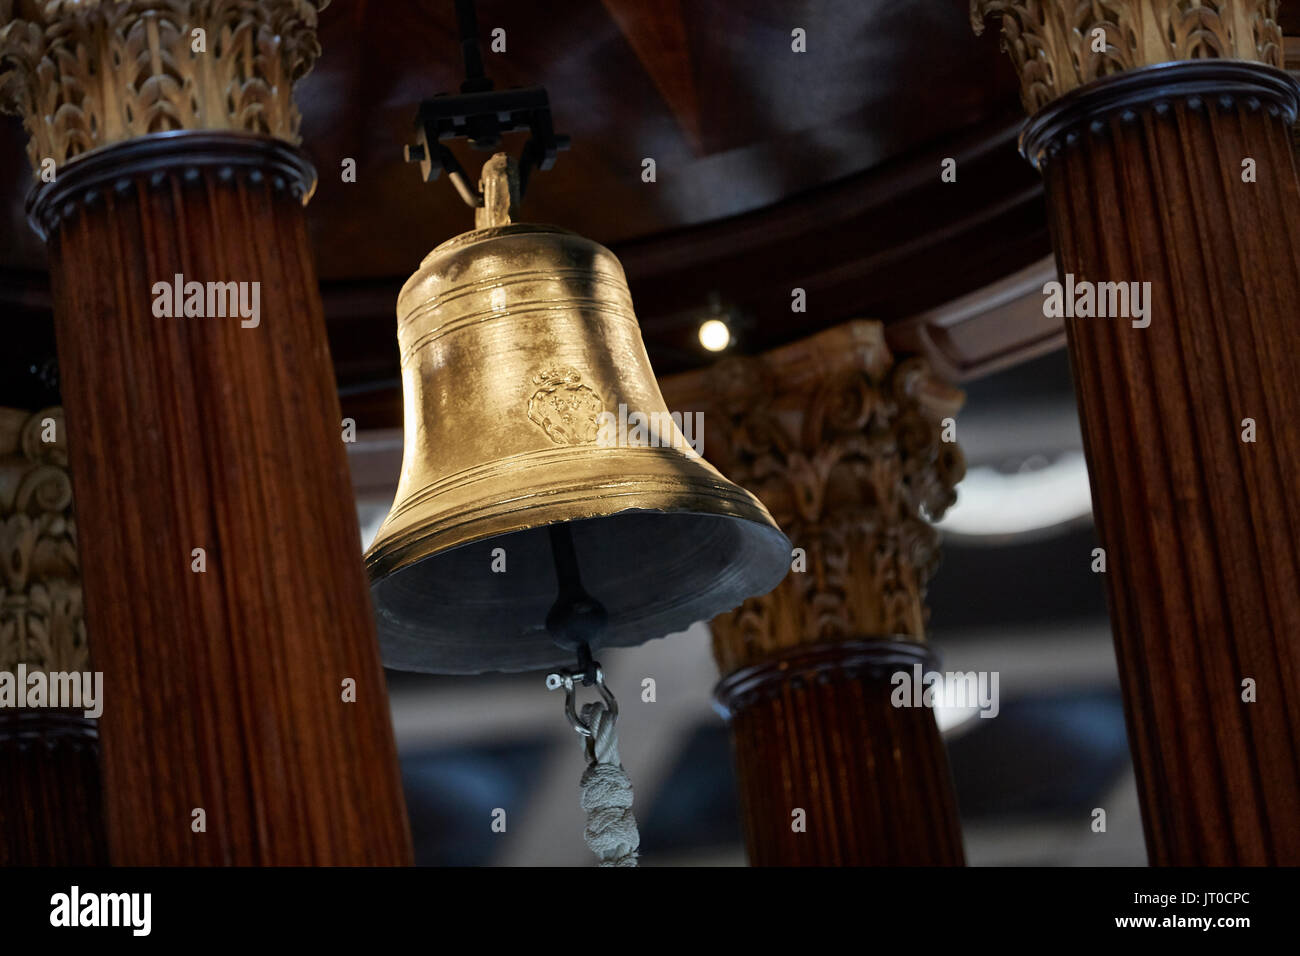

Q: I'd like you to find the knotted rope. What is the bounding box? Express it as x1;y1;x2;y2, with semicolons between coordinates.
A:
577;700;639;866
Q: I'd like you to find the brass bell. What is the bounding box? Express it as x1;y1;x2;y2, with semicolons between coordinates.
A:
366;154;790;674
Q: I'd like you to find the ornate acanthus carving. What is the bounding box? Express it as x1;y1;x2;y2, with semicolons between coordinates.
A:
0;406;86;674
661;322;965;676
0;0;328;172
972;0;1284;114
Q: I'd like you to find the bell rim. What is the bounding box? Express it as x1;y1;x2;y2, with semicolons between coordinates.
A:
368;505;791;675
365;479;788;585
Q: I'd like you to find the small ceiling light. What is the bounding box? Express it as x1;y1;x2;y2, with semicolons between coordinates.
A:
698;318;731;352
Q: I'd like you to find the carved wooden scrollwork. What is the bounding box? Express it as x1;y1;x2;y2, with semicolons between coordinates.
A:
0;0;329;171
972;0;1284;113
0;407;86;675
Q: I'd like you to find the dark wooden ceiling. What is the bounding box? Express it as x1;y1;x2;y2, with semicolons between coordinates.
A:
1;0;1061;424
299;0;1026;275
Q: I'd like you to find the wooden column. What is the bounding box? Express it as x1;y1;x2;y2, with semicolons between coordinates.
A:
974;0;1300;864
664;322;967;865
1;1;412;864
0;405;106;865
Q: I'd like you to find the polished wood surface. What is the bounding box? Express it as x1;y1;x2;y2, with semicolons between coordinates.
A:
718;642;965;866
0;713;106;865
37;135;413;865
1039;67;1300;864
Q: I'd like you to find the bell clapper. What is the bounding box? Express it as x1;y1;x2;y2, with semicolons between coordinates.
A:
543;521;640;865
544;523;609;656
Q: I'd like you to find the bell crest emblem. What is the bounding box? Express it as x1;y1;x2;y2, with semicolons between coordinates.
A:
527;367;605;445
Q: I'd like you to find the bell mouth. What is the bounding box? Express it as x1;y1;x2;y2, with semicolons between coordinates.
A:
369;509;790;675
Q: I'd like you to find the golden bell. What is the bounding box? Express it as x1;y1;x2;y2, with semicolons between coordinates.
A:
365;154;790;674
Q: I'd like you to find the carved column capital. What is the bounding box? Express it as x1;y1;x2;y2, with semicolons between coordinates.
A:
0;406;86;675
972;0;1284;114
0;0;328;173
662;321;965;677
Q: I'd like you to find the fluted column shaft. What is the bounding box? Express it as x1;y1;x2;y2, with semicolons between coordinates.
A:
975;0;1300;863
1040;76;1300;864
2;1;412;864
718;641;965;865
